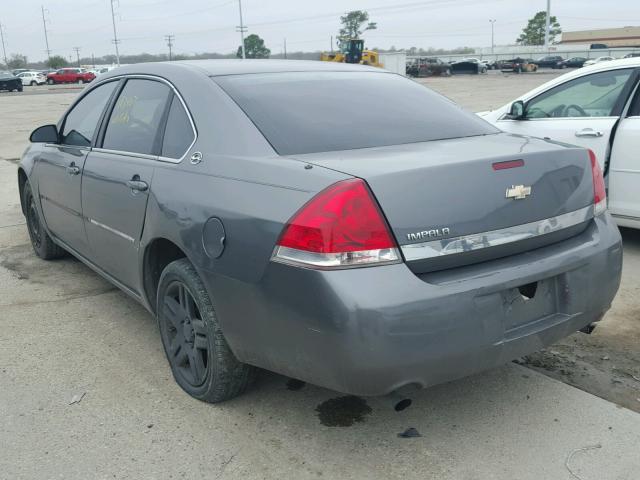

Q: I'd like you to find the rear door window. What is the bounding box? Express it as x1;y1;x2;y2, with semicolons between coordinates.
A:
61;80;118;147
161;95;195;159
102;79;171;155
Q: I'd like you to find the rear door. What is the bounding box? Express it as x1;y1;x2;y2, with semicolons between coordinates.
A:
608;83;640;223
35;80;119;255
82;77;172;291
495;68;637;169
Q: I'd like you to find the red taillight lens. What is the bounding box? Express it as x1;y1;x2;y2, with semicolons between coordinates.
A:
588;149;607;216
273;179;400;268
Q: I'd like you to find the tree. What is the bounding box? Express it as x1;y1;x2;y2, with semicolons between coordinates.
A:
7;53;28;70
516;11;561;45
47;55;68;69
338;10;376;43
237;34;270;58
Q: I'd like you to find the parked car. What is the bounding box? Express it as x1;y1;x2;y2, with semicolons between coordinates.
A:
623;53;640;58
46;68;95;85
19;60;622;403
499;58;538;73
559;57;588;68
479;57;640;230
17;71;47;86
406;57;451;77
533;55;565;68
11;68;30;76
583;56;615;67
451;58;487;74
0;70;22;92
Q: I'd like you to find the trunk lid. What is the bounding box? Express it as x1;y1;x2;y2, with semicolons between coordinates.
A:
289;133;594;273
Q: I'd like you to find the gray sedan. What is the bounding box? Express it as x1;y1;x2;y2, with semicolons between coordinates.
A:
18;60;622;403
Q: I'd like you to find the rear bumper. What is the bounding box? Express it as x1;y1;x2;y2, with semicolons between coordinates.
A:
205;213;622;396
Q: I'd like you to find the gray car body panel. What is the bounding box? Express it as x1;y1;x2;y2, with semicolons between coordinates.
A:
18;60;623;396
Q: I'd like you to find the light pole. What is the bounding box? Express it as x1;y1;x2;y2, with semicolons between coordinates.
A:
544;0;551;48
489;19;496;54
110;0;120;66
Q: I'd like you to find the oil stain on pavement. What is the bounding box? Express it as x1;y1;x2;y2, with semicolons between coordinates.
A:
315;395;372;427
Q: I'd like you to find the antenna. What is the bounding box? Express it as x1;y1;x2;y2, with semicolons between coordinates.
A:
41;6;52;64
164;34;175;61
110;0;121;66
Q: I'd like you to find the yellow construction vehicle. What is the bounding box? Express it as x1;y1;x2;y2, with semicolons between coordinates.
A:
320;39;382;67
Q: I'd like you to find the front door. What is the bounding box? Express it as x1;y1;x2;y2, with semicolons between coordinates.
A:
36;80;119;255
496;68;636;169
82;78;172;291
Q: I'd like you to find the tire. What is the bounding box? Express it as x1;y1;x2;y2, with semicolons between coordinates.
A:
77;78;84;84
47;78;54;85
157;258;256;403
30;81;37;86
23;182;66;260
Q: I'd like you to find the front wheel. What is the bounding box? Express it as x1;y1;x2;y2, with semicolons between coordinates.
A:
47;78;54;85
23;182;66;260
77;78;84;84
30;81;37;86
157;258;256;403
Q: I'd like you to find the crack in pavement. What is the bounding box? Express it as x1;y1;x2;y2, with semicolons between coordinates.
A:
0;287;119;308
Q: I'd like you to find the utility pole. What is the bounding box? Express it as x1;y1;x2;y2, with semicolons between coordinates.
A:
330;35;333;53
109;0;121;66
41;6;52;65
91;52;95;68
544;0;551;49
236;0;246;59
0;23;8;68
164;34;174;61
283;38;287;59
489;19;496;54
73;46;81;67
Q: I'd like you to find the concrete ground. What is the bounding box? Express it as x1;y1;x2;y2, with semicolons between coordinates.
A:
1;71;640;479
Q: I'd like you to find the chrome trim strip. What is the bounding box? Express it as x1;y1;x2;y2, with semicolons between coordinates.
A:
91;147;158;161
401;205;593;262
88;218;135;243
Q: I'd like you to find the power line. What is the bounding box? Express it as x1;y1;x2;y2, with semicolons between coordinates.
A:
41;6;52;63
110;0;121;66
164;34;174;61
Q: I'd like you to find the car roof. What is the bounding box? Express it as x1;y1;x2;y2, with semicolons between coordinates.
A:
101;59;383;79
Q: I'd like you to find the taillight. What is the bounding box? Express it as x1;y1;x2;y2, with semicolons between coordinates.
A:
588;149;606;216
272;178;400;268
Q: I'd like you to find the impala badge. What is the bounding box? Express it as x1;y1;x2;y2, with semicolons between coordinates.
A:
506;185;532;200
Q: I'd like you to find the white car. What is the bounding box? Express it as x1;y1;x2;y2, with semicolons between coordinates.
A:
17;71;46;86
583;56;615;67
479;57;640;229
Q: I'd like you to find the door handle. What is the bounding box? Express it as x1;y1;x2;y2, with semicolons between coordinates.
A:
126;178;148;192
575;128;603;138
66;163;80;175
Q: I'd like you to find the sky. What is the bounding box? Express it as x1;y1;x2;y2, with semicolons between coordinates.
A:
1;0;639;62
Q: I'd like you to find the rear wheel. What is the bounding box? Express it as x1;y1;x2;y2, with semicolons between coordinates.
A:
30;81;37;86
157;258;256;403
23;182;66;260
77;78;84;84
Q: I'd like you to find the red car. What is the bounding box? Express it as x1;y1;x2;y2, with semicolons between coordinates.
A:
46;68;95;85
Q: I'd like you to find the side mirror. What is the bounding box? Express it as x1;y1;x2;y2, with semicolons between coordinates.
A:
505;100;525;120
30;124;59;143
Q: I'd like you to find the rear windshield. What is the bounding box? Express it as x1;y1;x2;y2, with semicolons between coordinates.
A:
214;71;498;155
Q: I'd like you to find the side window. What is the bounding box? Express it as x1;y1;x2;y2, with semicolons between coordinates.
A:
526;68;633;119
102;79;171;155
161;95;195;159
61;81;118;147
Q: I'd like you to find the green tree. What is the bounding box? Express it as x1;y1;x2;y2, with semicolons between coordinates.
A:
7;53;28;69
338;10;377;43
47;55;68;69
237;34;270;58
516;11;561;45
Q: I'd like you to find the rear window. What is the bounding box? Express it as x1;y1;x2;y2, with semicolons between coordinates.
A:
214;71;498;155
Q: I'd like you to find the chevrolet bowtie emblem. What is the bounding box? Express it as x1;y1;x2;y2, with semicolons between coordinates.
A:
506;185;532;200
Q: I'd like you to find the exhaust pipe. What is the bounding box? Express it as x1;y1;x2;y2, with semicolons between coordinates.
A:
388;391;412;411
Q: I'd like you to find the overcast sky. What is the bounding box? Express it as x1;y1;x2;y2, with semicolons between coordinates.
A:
2;0;639;62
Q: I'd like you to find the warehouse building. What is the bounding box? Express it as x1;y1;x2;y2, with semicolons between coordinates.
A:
561;26;640;47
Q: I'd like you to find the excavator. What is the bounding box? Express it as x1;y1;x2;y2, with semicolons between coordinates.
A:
320;39;382;67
